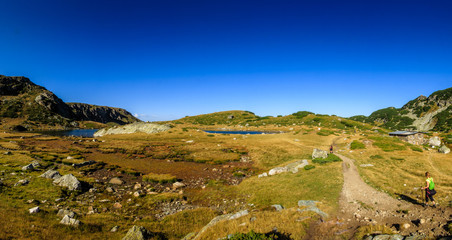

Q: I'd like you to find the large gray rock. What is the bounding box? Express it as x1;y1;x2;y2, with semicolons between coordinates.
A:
439;145;450;154
60;214;80;227
429;136;442;147
286;160;309;173
57;209;75;218
40;170;62;180
53;174;81;191
22;164;34;171
122;225;152;240
312;149;328;159
193;210;249;240
268;167;288;176
29;206;40;214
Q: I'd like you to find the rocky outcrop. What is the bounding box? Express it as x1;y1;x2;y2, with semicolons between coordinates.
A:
94;122;171;137
0;75;43;95
67;103;139;125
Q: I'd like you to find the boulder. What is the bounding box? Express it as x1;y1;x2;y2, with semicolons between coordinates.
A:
172;182;185;189
31;160;40;168
271;204;284;211
439;145;450;154
29;206;40;214
286;160;309;173
312;149;328;159
268;167;288;176
53;174;81;191
429;136;442;147
122;225;152;240
258;172;268;178
22;164;34;171
15;179;29;186
57;209;75;218
111;226;119;232
40;170;62;180
60;215;80;227
109;177;124;185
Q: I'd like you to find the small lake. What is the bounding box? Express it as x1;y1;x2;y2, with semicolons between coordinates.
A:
203;130;280;135
35;129;98;138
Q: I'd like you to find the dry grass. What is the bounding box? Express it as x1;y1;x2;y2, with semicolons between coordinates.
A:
196;208;314;240
143;173;177;183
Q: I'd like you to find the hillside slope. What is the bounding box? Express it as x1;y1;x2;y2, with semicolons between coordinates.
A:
350;87;452;132
0;75;139;129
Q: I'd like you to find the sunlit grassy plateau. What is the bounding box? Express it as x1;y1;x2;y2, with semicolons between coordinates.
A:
0;110;450;239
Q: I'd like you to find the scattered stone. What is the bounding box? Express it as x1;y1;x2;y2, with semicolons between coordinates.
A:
258;172;268;178
271;204;284;211
402;223;411;229
312;149;328;159
31;161;40;168
134;183;142;190
15;179;29;186
106;187;115;193
419;219;426;225
193;210;249;240
173;182;185;189
240;155;251;162
109;177;124;185
53;174;81;191
429;136;441;147
4;151;12;155
298;200;318;207
60;215;80;227
439;145;450;154
111;226;119;232
360;164;374;167
40;170;62;180
29;206;40;214
186;140;194;143
122;225;152;240
268;167;288;176
67;156;74;160
22;164;34;171
133;191;143;197
113;202;122;209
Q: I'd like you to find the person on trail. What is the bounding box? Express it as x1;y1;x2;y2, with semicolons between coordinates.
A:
423;172;436;207
330;145;333;154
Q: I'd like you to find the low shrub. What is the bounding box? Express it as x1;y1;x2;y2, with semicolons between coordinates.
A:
304;165;315;170
370;155;384;160
313;154;342;164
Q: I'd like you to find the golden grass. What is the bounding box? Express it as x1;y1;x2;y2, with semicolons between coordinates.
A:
196;208;314;240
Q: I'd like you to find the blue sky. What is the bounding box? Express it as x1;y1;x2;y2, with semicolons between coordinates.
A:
1;0;451;121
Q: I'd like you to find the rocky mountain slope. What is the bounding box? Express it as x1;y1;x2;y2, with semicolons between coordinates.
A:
350;87;452;132
0;75;139;129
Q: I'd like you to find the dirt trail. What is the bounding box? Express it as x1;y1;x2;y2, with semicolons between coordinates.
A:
334;153;452;238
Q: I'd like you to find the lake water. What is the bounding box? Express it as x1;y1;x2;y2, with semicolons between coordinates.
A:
203;130;280;135
36;129;98;137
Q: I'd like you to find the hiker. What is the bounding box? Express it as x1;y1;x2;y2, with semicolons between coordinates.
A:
423;172;436;207
329;145;333;154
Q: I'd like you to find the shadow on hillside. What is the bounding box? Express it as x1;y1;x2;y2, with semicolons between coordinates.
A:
396;193;423;206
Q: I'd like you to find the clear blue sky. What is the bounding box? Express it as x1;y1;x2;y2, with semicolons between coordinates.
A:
1;0;451;121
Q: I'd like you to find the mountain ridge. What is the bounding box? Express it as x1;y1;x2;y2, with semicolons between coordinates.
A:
0;75;139;129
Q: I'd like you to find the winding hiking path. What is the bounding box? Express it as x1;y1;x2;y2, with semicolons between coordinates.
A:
335;153;451;237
